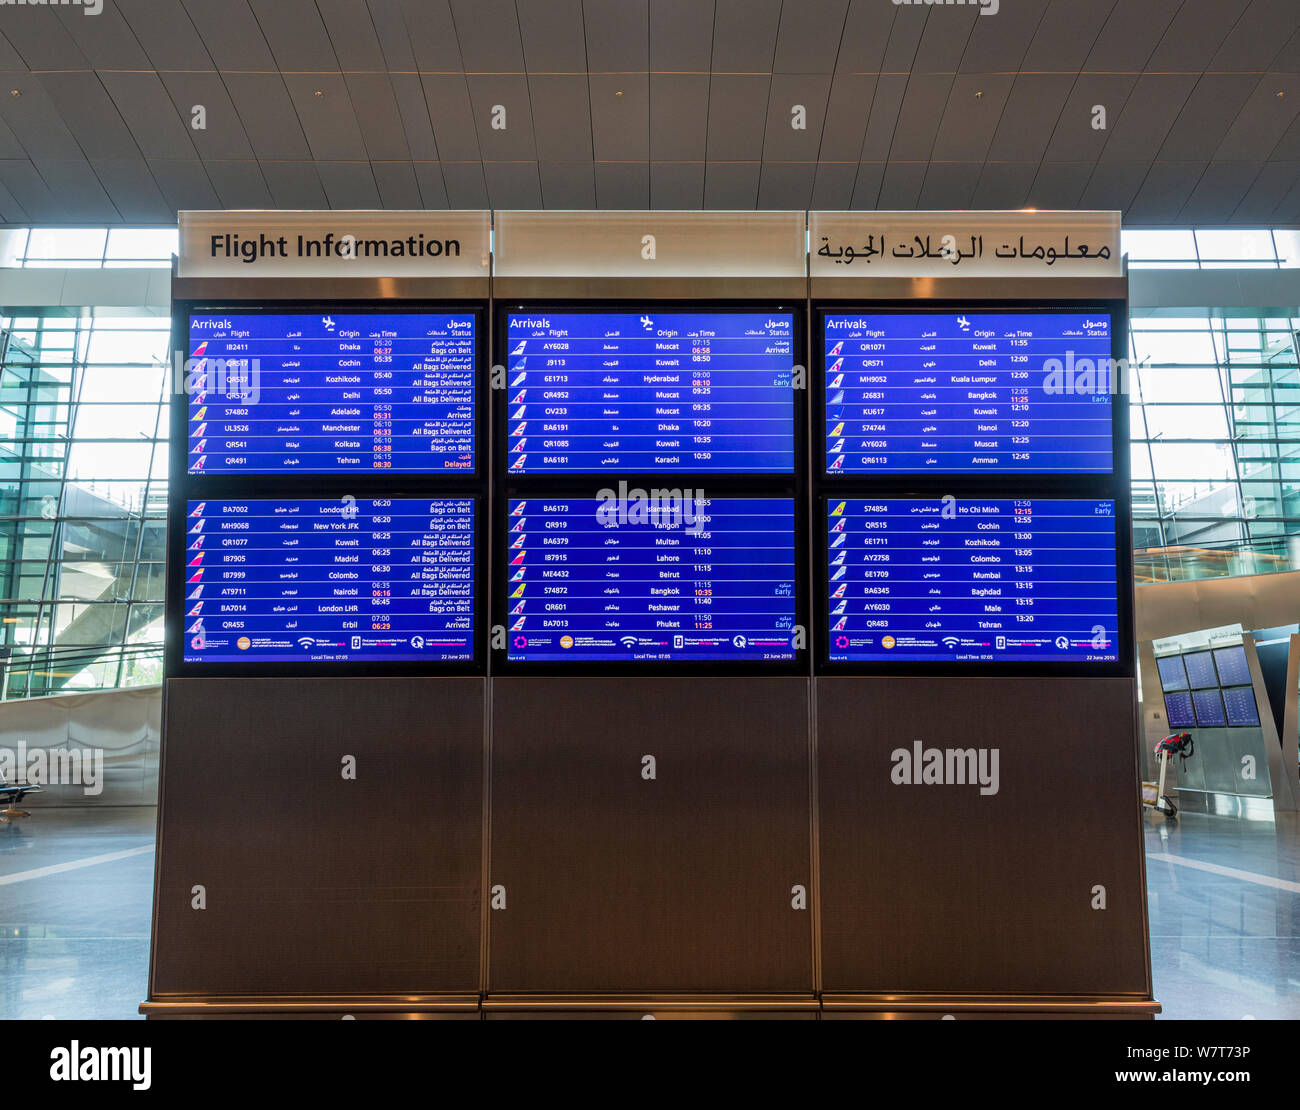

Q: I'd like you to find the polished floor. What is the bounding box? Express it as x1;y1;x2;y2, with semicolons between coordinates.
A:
0;804;1296;1019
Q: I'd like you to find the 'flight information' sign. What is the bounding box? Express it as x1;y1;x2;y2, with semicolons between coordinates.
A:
504;496;797;662
823;311;1113;474
187;312;475;474
505;311;795;473
827;498;1119;663
183;497;474;664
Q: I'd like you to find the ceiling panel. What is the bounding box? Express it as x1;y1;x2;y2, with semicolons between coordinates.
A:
344;75;412;161
90;157;174;222
259;161;328;208
370;161;422;208
1126;162;1207;224
818;75;876;162
1082;0;1182;72
969;162;1037;210
118;0;214;69
368;0;419;71
35;159;118;220
757;162;815;209
449;0;524;72
594;161;649;208
1077;160;1147;211
484;161;542;208
0;75;84;161
37;73;136;162
201;159;273;210
1158;76;1262;161
1232;161;1300;221
159;74;255;161
651;161;704;209
390;75;439;161
836;0;895;74
917;161;981;210
247;0;339;70
910;6;981;74
1043;75;1137;162
1210;0;1300;71
650;75;708;160
589;73;649;161
859;73;908;161
518;0;586;72
848;160;885;208
1145;0;1240;71
529;75;593;162
466;76;537;160
421;75;481;162
958;0;1049;73
649;0;714;72
762;75;832;161
223;74;312;161
886;75;954;162
1215;74;1300;161
711;0;781;73
1022;0;1114;71
441;162;489;207
317;0;388;71
584;0;648;73
987;75;1074;163
53;4;151;69
773;0;849;74
146;158;220;213
877;161;926;209
1181;162;1262;223
705;74;768;162
100;72;198;160
929;75;1014;163
316;161;382;208
703;161;758;208
0;160;55;220
283;76;369;161
412;162;449;208
179;0;276;70
396;0;462;71
1026;162;1091;210
539;161;596;208
810;160;855;209
1098;74;1198;162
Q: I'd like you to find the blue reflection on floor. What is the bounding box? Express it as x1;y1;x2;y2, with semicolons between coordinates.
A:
0;805;1297;1018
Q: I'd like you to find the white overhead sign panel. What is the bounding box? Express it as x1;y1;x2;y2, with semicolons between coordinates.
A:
177;210;491;278
494;210;806;278
810;210;1122;278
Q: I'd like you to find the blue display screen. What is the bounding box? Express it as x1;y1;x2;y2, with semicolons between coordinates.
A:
1192;688;1227;727
504;311;795;473
1213;645;1251;687
1156;655;1189;692
826;498;1119;663
823;311;1113;474
504;496;797;662
1164;692;1195;729
183;497;474;664
187;312;475;474
1183;651;1219;690
1222;686;1260;727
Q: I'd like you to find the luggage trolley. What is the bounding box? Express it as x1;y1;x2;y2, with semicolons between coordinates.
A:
1144;732;1194;819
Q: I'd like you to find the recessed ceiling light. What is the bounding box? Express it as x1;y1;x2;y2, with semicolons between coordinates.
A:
9;90;19;98
314;90;324;98
975;90;983;99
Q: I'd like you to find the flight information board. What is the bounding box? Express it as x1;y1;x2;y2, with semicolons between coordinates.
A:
1183;651;1219;690
504;310;795;473
504;496;797;663
182;497;475;664
1192;688;1227;727
823;311;1113;474
1222;686;1260;727
826;498;1120;663
1213;645;1251;687
1164;692;1195;729
1157;655;1189;691
187;311;475;474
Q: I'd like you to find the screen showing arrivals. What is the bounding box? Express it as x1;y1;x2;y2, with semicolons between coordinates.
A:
504;310;795;473
826;498;1120;664
504;495;797;663
823;311;1113;474
182;497;474;664
186;312;475;474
